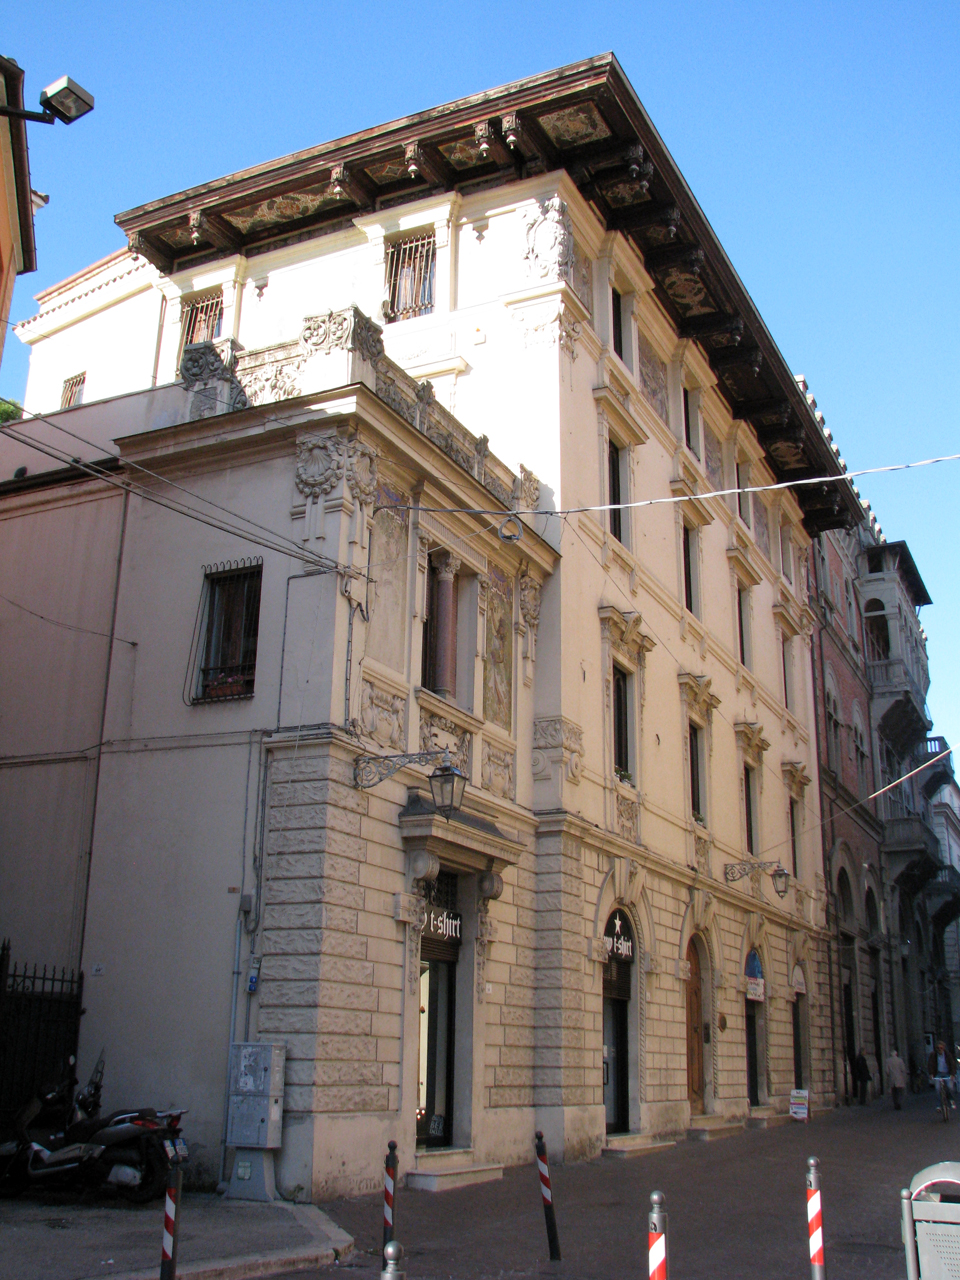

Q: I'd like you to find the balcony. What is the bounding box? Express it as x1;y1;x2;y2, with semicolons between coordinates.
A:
881;815;941;894
920;737;954;800
868;658;932;756
926;866;960;930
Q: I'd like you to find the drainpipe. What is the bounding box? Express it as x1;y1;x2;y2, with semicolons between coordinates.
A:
813;606;841;1106
78;486;130;969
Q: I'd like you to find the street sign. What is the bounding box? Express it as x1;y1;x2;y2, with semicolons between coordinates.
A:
790;1088;809;1121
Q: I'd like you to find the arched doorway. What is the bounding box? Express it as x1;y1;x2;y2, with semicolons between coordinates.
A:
686;938;705;1114
791;964;808;1089
602;908;635;1134
745;949;766;1107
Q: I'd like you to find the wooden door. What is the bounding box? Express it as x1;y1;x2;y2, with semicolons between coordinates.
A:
686;939;705;1113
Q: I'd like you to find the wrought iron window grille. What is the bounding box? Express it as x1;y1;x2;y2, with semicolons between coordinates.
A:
177;291;223;371
184;559;262;705
383;232;436;322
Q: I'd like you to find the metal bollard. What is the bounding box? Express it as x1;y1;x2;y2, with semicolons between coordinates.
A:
159;1159;183;1280
806;1157;826;1280
381;1239;406;1280
534;1131;561;1261
648;1191;668;1280
382;1140;399;1266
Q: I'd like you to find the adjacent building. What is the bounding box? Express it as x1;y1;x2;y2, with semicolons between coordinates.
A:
2;55;883;1198
0;55;38;369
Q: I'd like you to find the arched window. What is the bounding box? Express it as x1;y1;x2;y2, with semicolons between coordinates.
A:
864;599;890;662
825;679;842;773
852;708;869;796
837;868;854;928
865;887;880;937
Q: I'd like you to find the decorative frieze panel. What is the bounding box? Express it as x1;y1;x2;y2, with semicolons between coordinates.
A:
636;333;668;422
293;432;379;546
481;740;516;801
180;341;248;416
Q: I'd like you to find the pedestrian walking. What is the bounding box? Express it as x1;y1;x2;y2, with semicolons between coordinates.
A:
854;1049;872;1106
887;1049;908;1110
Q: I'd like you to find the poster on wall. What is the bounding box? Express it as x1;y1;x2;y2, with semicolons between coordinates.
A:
790;1089;809;1121
746;976;765;1002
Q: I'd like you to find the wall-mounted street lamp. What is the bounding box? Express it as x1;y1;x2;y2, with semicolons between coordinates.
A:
724;859;790;900
354;748;467;821
0;74;94;126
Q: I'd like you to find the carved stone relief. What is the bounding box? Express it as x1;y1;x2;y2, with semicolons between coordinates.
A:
517;465;541;511
523;196;575;282
180;341;249;416
295;434;344;500
359;679;405;750
481;741;516;801
617;793;640;844
419;710;469;774
636;334;668;422
532;717;584;783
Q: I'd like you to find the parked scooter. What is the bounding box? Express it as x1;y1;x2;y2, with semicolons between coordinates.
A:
0;1054;187;1200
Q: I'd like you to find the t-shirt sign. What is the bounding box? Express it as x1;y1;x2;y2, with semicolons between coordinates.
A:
604;909;635;962
423;907;462;945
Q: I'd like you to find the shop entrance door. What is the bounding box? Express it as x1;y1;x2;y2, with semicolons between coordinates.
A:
601;909;635;1134
686;940;705;1114
417;871;461;1149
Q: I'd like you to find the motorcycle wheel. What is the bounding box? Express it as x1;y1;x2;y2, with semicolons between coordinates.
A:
118;1135;169;1203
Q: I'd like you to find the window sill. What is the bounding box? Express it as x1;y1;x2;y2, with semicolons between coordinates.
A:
192;690;255;705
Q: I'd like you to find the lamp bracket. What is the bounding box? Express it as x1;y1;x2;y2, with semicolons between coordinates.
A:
354;749;447;790
0;105;55;125
724;860;783;884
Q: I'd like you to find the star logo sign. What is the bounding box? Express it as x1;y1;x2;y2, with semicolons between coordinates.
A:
614;915;622;934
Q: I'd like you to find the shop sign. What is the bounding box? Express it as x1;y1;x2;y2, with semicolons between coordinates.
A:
746;976;765;1002
790;1089;809;1121
791;964;806;994
423;907;462;945
604;910;635;962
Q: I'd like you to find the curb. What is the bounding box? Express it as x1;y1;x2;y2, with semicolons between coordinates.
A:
105;1202;353;1280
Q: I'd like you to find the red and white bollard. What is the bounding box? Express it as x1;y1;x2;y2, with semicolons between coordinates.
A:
806;1156;826;1280
648;1191;668;1280
382;1140;398;1266
159;1159;183;1280
534;1130;561;1261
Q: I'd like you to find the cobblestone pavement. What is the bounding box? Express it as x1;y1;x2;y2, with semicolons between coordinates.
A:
283;1089;959;1280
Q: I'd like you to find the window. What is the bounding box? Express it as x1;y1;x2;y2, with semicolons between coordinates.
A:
744;764;757;855
845;579;857;638
60;372;86;409
611;287;624;360
781;636;792;710
866;547;883;574
789;797;800;877
689;723;705;824
736;460;751;526
196;564;262;701
613;666;630;780
384;231;436;322
864;600;890;662
780;528;793;582
682;387;700;459
178;290;223;371
682;524;699;616
737;585;751;668
421;550;459;699
825;689;841;772
608;440;624;544
854;719;869;796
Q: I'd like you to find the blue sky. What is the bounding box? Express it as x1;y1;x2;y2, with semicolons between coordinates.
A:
3;1;959;743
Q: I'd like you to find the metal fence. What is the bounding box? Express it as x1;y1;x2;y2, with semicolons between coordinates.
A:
0;940;84;1133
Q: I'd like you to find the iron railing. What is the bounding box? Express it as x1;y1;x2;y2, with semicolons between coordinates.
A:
0;940;84;1133
383;233;436;322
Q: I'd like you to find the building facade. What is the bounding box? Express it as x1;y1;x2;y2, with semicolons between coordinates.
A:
3;56;863;1197
808;478;956;1101
0;55;38;369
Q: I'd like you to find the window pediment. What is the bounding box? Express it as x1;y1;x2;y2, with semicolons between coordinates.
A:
735;720;770;764
727;529;762;586
782;760;811;796
670;456;714;527
678;671;720;722
599;605;656;663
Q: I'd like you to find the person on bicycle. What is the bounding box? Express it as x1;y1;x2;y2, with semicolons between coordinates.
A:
928;1040;957;1109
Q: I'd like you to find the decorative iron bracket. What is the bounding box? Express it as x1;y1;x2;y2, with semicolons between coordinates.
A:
724;859;783;884
354;749;447;790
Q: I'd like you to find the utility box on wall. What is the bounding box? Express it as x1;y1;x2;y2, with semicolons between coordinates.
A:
226;1042;285;1150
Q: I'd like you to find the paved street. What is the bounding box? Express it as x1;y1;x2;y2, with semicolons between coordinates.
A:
307;1090;958;1280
